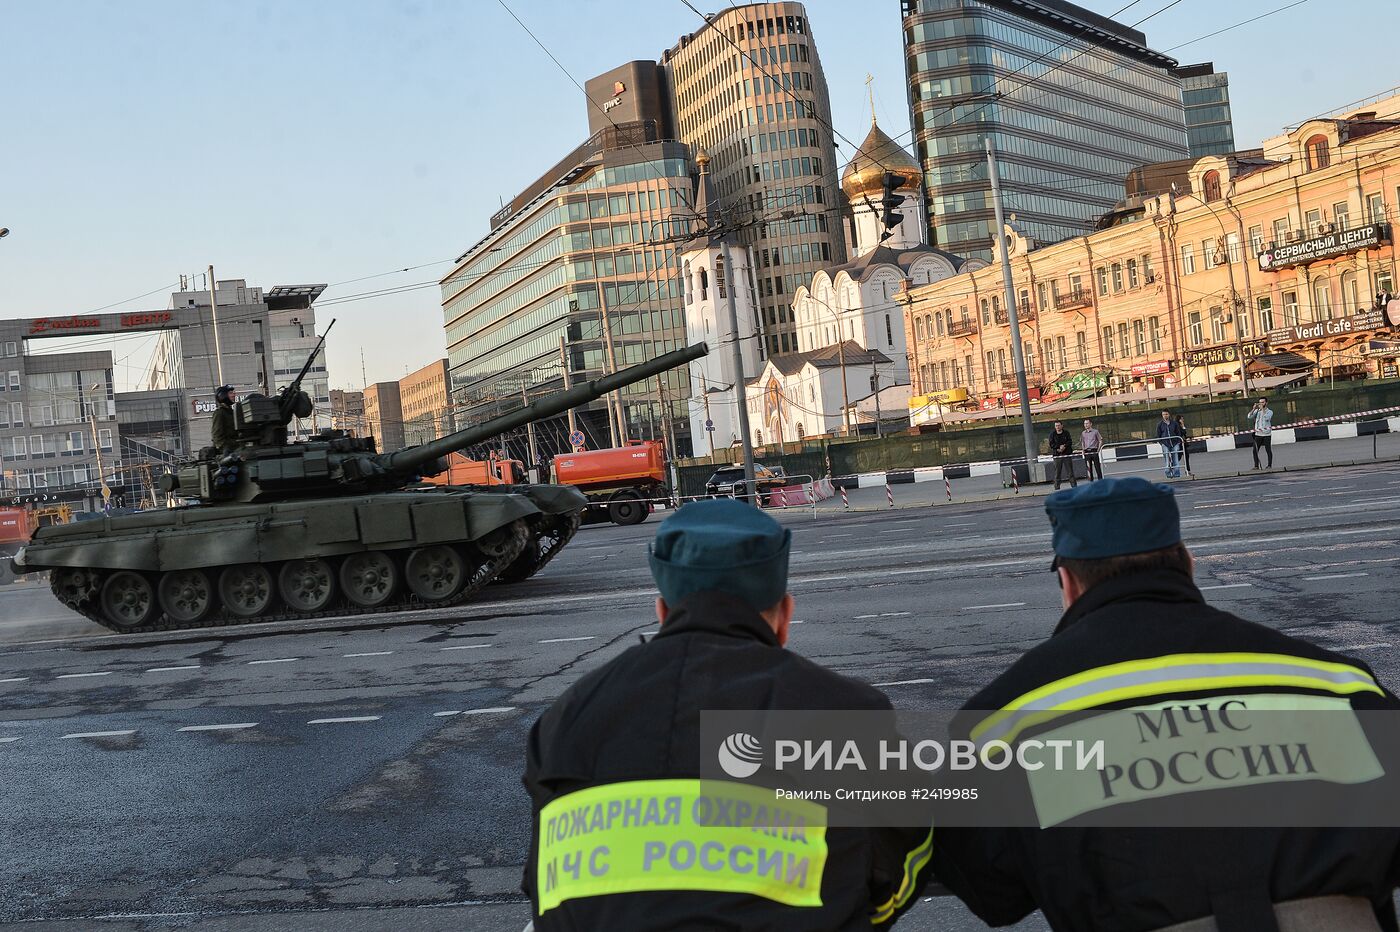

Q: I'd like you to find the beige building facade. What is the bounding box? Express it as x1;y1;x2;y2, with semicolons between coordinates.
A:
362;381;404;454
400;359;452;447
903;96;1400;411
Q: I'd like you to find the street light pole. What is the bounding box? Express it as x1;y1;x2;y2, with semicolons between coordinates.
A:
1175;188;1251;395
208;265;225;387
986;138;1040;476
721;238;757;490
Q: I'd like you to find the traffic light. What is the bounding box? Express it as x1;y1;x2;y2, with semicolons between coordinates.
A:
880;171;906;240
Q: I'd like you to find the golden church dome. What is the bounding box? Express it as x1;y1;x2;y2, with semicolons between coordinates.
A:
841;119;921;201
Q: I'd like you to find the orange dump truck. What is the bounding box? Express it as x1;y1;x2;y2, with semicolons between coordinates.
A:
553;441;667;526
0;507;31;584
420;453;525;487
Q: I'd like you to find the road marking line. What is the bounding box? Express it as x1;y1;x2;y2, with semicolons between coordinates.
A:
62;730;135;739
1200;583;1254;591
433;710;461;717
247;658;299;665
57;671;111;679
178;722;258;732
943;523;975;528
962;602;1027;610
791;620;805;624
0;737;18;743
307;716;381;725
0;677;29;684
854;614;879;619
872;678;936;687
539;636;596;644
1302;572;1370;581
460;706;517;715
440;644;492;651
147;665;201;673
1339;643;1391;651
880;612;911;617
881;528;916;534
824;533;854;538
343;651;394;658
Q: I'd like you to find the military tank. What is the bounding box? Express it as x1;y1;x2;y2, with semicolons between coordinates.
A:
12;330;707;634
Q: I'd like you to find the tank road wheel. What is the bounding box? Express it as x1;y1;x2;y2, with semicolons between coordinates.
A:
278;558;338;613
404;545;468;603
157;569;218;625
607;490;648;526
339;551;402;610
100;571;159;630
51;567;102;611
477;519;529;560
219;564;277;619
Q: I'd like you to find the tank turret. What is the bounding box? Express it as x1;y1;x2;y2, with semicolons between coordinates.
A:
165;332;709;505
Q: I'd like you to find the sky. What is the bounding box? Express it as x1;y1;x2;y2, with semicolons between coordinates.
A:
3;0;1397;392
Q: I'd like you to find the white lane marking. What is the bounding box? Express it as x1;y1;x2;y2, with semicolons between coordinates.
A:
824;533;854;538
247;658;299;665
433;710;461;717
1200;583;1254;591
855;611;913;619
881;528;916;534
343;651;394;658
943;523;975;528
872;678;937;687
1301;572;1370;581
1339;643;1391;651
539;636;596;644
307;716;381;725
178;722;258;732
962;602;1027;610
57;671;112;679
0;737;19;743
62;730;135;739
440;643;492;651
0;677;29;684
147;665;201;673
460;706;517;716
791;620;805;624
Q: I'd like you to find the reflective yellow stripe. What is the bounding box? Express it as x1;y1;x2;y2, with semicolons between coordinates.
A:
536;778;827;914
971;652;1382;748
870;825;935;926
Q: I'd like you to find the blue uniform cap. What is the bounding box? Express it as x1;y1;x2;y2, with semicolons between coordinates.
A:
648;499;791;612
1045;476;1181;560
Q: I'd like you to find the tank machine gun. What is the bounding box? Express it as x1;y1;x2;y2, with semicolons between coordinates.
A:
17;342;709;634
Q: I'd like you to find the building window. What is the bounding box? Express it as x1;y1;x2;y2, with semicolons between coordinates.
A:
1202;170;1222;202
1273;218;1290;244
1096;267;1109;296
1188;312;1203;346
1226;232;1241;263
1056;336;1067;370
1117;323;1130;358
1133;319;1146;356
952;359;962;385
1248;225;1263;256
1179;243;1195;274
1111;263;1124;292
985;350;996;382
885;314;894;348
1148;316;1162;353
980;298;990;325
1341;271;1359;313
915;317;925;341
1068;272;1083;296
1075;332;1088;366
1257;296;1274;332
934;314;944;337
1210;308;1226;343
1366;192;1385;223
1037;282;1049;310
1203;238;1219;268
1141;253;1153;281
1305;209;1323;236
1102;326;1115;361
1333;201;1350;231
3;343;14;357
1304;134;1330;171
996;348;1007;379
1127;259;1139;288
1283;291;1300;327
1312;278;1332;320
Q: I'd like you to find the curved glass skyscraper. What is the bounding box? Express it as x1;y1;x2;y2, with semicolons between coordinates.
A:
901;0;1189;260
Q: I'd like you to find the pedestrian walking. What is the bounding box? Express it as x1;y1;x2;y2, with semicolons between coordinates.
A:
1079;418;1103;480
1174;413;1193;477
1250;396;1274;468
1048;420;1076;490
931;477;1400;931
1155;409;1182;478
522;500;935;929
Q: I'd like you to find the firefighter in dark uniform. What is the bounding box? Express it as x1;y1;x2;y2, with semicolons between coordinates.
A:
932;477;1400;931
522;499;935;930
210;385;236;453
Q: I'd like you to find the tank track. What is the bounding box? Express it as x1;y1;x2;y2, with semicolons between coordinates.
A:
494;511;582;585
50;522;532;636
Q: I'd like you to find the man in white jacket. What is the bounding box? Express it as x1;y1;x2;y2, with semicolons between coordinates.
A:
1249;397;1274;468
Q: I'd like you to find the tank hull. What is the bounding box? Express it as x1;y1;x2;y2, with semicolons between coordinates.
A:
18;486;587;635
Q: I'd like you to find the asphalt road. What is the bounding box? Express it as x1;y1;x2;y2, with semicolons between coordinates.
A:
3;461;1400;931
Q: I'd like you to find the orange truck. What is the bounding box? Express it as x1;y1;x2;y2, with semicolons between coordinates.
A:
420;453;526;487
0;507;31;584
553;440;667;526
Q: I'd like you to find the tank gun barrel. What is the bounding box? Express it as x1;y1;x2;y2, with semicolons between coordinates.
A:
279;319;335;421
385;342;708;474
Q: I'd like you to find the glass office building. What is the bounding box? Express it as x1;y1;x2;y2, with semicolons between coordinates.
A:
441;128;697;457
901;0;1188;260
1174;62;1236;158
